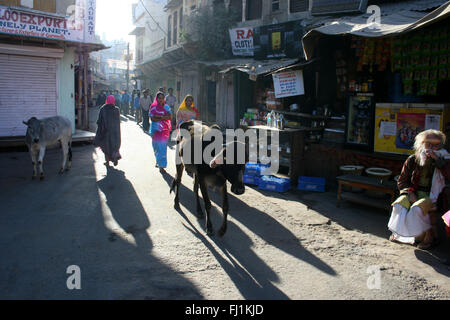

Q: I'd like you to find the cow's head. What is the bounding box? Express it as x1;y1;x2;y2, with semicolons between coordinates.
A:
23;117;41;144
210;140;249;195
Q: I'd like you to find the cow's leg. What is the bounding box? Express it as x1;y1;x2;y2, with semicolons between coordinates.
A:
38;146;46;180
172;163;184;210
198;178;213;236
66;139;72;171
59;139;68;174
193;174;204;218
218;183;229;237
29;148;37;179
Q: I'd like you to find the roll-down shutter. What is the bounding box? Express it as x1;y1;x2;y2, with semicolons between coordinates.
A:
0;54;58;137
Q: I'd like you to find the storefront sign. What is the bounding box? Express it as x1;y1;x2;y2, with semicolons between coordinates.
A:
253;21;304;59
0;0;96;43
272;70;305;98
229;27;254;56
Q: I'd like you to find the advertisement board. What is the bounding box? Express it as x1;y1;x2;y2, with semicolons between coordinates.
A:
272;70;305;98
374;103;450;155
0;0;96;44
252;20;304;59
229;27;254;56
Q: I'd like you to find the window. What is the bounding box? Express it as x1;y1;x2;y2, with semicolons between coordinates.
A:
136;37;143;62
229;0;242;21
179;7;183;30
289;0;308;13
167;15;172;47
173;11;178;45
272;0;279;12
20;0;33;8
33;0;56;12
246;0;262;21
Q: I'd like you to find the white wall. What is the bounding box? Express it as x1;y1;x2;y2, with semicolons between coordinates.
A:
58;47;76;133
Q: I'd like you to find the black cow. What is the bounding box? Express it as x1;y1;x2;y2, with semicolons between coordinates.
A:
170;120;248;237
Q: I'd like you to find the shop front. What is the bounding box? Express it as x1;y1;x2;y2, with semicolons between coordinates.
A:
0;3;105;137
297;1;450;188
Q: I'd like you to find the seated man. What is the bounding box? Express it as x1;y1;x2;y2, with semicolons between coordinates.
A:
388;129;450;249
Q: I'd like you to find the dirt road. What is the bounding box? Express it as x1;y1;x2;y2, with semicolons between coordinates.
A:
0;117;449;299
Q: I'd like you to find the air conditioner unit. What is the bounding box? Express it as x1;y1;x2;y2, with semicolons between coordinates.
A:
311;0;368;15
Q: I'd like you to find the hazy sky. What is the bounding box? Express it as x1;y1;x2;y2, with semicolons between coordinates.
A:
96;0;137;44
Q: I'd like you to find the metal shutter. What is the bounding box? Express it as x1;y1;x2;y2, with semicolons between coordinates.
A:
0;54;58;137
290;0;309;13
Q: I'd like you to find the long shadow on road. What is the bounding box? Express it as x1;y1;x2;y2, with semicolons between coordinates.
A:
0;146;203;299
162;173;336;299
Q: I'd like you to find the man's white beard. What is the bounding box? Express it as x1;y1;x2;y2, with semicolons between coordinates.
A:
417;146;429;166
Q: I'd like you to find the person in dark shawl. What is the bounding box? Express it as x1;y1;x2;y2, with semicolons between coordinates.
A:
94;95;122;166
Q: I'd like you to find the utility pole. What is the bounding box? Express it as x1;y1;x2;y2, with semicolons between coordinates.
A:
126;42;130;93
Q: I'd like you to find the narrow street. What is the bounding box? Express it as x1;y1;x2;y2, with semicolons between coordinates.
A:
0;116;449;300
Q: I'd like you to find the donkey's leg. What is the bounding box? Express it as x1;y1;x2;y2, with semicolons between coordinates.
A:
218;183;229;237
173;163;184;210
193;174;204;218
198;178;213;236
38;146;46;180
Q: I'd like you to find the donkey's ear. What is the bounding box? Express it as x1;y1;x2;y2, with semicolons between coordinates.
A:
23;120;29;126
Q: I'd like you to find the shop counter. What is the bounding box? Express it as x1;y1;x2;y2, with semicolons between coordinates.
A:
248;125;308;183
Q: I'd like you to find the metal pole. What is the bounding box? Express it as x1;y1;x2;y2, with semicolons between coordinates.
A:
126;42;130;92
84;51;89;130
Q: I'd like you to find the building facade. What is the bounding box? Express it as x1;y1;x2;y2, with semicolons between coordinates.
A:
0;0;104;135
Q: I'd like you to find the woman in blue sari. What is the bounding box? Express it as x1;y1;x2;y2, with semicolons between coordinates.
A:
149;92;172;174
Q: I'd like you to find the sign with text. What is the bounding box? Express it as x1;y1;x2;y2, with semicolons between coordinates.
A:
253;20;304;59
272;70;305;98
229;27;254;56
0;0;96;43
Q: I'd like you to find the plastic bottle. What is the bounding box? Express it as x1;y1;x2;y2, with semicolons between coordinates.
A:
270;111;275;127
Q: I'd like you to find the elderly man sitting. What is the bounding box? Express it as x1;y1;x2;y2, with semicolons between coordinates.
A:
388;129;450;249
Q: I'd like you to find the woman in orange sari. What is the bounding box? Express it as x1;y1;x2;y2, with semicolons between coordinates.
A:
176;94;200;128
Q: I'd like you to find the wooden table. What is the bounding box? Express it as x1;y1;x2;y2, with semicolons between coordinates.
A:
336;174;398;211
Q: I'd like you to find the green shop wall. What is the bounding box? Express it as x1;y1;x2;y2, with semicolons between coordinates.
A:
58;46;75;133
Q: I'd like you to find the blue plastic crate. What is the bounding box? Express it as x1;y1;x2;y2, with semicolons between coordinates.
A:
258;175;291;192
244;162;270;176
297;176;326;192
243;175;260;186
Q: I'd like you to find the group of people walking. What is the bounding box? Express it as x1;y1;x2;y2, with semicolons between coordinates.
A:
94;87;200;174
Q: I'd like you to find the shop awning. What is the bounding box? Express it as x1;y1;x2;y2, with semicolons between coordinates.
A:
198;58;300;76
302;0;450;60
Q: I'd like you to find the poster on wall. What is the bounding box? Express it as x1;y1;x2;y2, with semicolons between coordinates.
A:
229;27;254;56
272;70;305;98
253;20;304;59
0;0;96;44
395;113;425;150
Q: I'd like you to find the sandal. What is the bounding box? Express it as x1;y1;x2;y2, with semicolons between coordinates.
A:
417;241;433;250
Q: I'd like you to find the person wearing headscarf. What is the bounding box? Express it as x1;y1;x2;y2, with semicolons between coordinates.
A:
149;91;172;173
176;94;200;128
94;95;122;167
388;129;450;249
